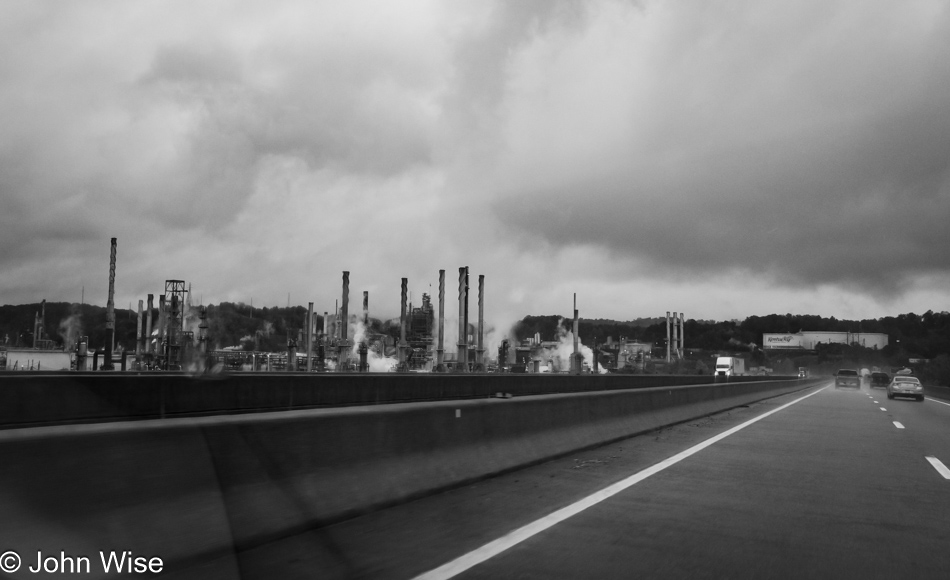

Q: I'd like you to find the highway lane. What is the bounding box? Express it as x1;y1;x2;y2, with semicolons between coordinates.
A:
237;382;950;579
446;383;950;580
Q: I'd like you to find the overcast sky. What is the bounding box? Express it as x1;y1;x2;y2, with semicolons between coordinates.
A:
2;0;949;335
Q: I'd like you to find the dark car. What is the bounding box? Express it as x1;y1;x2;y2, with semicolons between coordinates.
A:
869;372;890;389
835;369;860;389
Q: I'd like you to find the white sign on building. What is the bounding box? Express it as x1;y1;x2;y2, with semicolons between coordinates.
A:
763;334;806;349
762;332;889;351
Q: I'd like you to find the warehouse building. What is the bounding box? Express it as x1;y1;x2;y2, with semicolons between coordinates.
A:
762;331;888;351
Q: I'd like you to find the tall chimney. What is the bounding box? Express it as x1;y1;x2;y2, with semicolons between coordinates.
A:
321;311;328;372
307;302;314;372
666;311;671;363
679;312;685;357
477;274;485;369
363;291;369;327
573;293;579;355
464;267;470;349
458;267;466;371
136;300;143;368
158;295;166;367
399;278;408;368
145;294;154;356
198;306;208;370
341;271;349;341
37;299;46;344
672;311;679;361
102;237;117;370
437;269;445;370
573;305;580;373
169;294;180;370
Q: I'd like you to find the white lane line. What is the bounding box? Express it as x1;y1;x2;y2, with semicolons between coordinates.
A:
925;397;950;407
880;407;887;411
893;422;904;429
925;456;950;479
413;386;829;580
873;401;879;404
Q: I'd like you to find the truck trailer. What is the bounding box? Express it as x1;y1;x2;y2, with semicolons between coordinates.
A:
715;356;746;378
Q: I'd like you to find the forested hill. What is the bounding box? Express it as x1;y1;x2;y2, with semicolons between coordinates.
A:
513;312;950;360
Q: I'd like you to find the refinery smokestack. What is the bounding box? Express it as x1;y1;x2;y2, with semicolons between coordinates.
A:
573;293;579;375
198;306;208;370
341;271;349;341
458;267;467;371
158;295;166;367
102;238;117;370
339;272;350;371
307;302;314;372
146;294;154;356
437;269;445;370
363;291;369;327
666;311;671;363
136;300;143;369
464;267;470;354
573;293;578;354
397;278;408;370
477;274;484;369
321;310;328;372
672;311;679;361
35;299;46;346
679;312;685;357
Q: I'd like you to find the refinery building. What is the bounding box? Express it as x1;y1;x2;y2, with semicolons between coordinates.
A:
762;331;889;351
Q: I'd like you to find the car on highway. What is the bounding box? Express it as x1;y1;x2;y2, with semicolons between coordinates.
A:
834;369;860;389
887;375;924;401
869;371;890;389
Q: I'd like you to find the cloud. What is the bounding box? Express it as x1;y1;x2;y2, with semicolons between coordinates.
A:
489;0;950;294
1;0;948;326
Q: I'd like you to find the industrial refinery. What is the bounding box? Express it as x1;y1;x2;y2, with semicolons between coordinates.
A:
0;238;691;375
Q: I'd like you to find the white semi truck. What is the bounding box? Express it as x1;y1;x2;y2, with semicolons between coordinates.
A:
715;356;746;378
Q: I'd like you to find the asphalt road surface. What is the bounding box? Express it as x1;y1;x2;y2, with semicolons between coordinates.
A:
242;381;950;580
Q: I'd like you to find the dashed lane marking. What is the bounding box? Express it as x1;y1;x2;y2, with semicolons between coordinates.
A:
925;456;950;479
413;386;829;580
893;422;904;429
880;407;887;411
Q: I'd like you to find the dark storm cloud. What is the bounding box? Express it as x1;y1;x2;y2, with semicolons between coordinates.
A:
492;0;950;297
1;0;947;321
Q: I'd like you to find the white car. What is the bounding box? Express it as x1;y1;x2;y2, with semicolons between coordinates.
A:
887;376;924;401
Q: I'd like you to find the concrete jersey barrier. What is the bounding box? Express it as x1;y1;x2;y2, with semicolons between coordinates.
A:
0;378;823;578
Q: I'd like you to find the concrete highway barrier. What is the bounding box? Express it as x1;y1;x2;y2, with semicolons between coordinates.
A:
0;371;800;428
0;377;823;578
